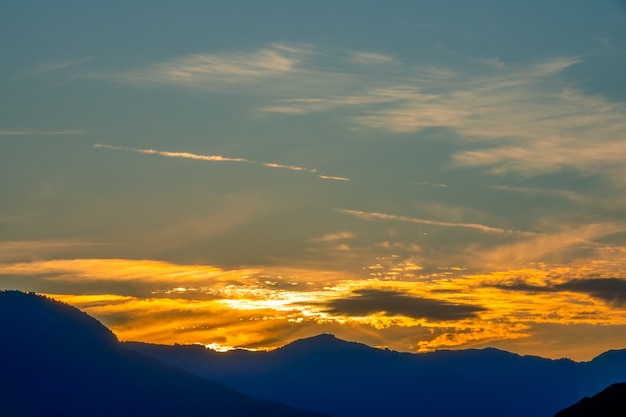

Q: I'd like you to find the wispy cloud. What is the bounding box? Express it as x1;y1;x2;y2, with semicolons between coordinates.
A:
114;43;325;93
464;223;626;270
107;44;626;182
318;175;350;181
133;46;297;79
452;135;626;178
94;144;246;162
349;51;397;65
0;129;86;136
0;258;258;285
258;53;626;184
261;162;349;181
106;43;626;183
261;87;430;115
364;60;626;182
490;185;587;204
312;231;356;242
95;144;350;181
0;240;113;262
95;39;626;253
261;162;317;173
311;58;588;138
416;182;448;188
338;209;535;236
25;58;90;76
110;43;365;98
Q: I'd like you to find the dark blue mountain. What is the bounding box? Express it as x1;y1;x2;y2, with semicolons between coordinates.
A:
127;334;626;417
555;383;626;417
0;291;329;417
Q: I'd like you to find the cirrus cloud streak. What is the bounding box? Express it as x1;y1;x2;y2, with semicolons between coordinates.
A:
338;208;535;236
94;144;350;181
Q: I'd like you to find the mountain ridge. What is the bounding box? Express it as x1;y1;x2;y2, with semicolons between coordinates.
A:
4;290;626;417
127;332;626;417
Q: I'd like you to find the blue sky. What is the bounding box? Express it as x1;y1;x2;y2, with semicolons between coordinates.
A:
2;0;626;360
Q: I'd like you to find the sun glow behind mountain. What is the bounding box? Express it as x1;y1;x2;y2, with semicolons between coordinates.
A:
5;256;620;360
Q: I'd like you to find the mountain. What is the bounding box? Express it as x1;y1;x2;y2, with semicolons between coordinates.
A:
555;383;626;417
127;334;626;417
0;291;329;417
5;289;625;417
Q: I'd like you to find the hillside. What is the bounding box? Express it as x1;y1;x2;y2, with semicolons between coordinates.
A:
555;383;626;417
0;291;329;417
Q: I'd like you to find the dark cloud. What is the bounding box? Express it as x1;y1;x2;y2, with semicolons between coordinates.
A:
493;278;626;306
321;289;485;321
557;278;626;306
491;282;557;293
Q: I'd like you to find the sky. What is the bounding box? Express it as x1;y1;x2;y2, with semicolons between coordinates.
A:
2;0;626;361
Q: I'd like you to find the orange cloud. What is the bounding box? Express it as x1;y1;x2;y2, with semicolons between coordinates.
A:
2;253;624;360
0;258;258;284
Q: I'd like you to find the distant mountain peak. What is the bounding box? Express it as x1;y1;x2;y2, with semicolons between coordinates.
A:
280;333;372;353
294;333;339;343
590;348;626;363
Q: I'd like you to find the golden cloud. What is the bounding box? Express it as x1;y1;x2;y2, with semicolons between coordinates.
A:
1;254;623;359
0;258;259;284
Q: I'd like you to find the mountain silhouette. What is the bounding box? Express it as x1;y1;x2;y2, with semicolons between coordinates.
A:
128;334;626;417
0;291;329;417
5;289;626;417
555;383;626;417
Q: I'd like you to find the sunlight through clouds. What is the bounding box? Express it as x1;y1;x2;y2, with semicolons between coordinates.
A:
1;253;622;359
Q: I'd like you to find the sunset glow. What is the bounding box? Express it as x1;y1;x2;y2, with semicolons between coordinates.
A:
3;1;626;362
